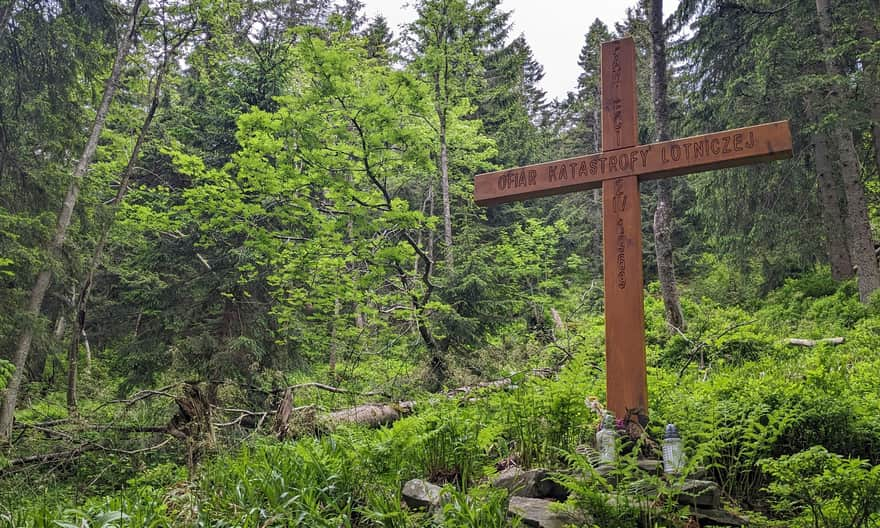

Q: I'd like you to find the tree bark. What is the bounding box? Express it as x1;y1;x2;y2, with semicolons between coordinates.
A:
427;179;435;263
649;0;685;330
873;110;880;177
816;0;880;302
870;62;880;176
431;30;453;271
329;298;340;376
439;113;453;269
857;7;880;175
322;403;412;429
812;127;853;279
0;1;12;39
0;0;144;441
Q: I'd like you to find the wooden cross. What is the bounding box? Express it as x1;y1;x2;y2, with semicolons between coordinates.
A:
474;37;792;422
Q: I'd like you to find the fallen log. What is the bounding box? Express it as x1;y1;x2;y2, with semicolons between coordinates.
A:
785;337;845;347
321;402;415;430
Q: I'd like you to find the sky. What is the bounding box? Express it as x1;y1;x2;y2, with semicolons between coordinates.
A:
360;0;680;102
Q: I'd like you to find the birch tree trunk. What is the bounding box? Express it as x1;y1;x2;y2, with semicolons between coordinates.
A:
67;42;172;416
816;0;880;302
432;38;453;271
0;0;144;441
649;0;685;330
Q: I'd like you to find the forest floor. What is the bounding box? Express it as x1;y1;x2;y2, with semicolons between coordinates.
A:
2;272;879;527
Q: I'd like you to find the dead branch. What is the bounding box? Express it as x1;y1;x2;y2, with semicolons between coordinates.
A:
91;383;181;412
213;409;275;428
5;437;174;469
5;445;100;468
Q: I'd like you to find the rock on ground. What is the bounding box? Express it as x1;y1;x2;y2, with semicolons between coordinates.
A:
676;480;721;509
507;497;574;528
402;478;444;510
492;467;568;500
692;508;749;527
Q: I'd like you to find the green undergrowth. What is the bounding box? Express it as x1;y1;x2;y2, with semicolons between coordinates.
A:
3;272;880;527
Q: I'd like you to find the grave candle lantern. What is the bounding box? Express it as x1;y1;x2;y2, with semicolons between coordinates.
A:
596;412;617;463
662;423;685;474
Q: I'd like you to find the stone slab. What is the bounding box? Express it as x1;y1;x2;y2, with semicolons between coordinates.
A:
676;480;721;509
692;508;749;526
508;497;572;528
492;467;569;500
402;478;444;510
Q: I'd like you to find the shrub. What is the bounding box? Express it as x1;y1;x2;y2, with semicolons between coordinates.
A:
760;446;880;528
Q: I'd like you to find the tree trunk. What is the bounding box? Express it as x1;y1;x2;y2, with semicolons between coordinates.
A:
858;8;880;175
649;0;685;330
427;180;435;263
66;327;78;416
322;403;412;429
439;114;453;270
0;1;12;39
871;67;880;175
0;0;144;441
873;113;880;176
67;52;167;416
816;0;880;302
813;127;853;279
419;310;447;392
329;298;340;376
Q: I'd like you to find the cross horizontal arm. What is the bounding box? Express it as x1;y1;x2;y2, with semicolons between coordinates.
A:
474;120;792;206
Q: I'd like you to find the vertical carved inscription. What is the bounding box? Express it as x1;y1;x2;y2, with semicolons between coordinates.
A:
601;37;637;153
612;178;627;289
611;43;623;148
602;175;646;422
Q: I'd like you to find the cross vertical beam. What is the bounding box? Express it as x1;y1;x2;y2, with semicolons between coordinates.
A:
600;37;648;422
